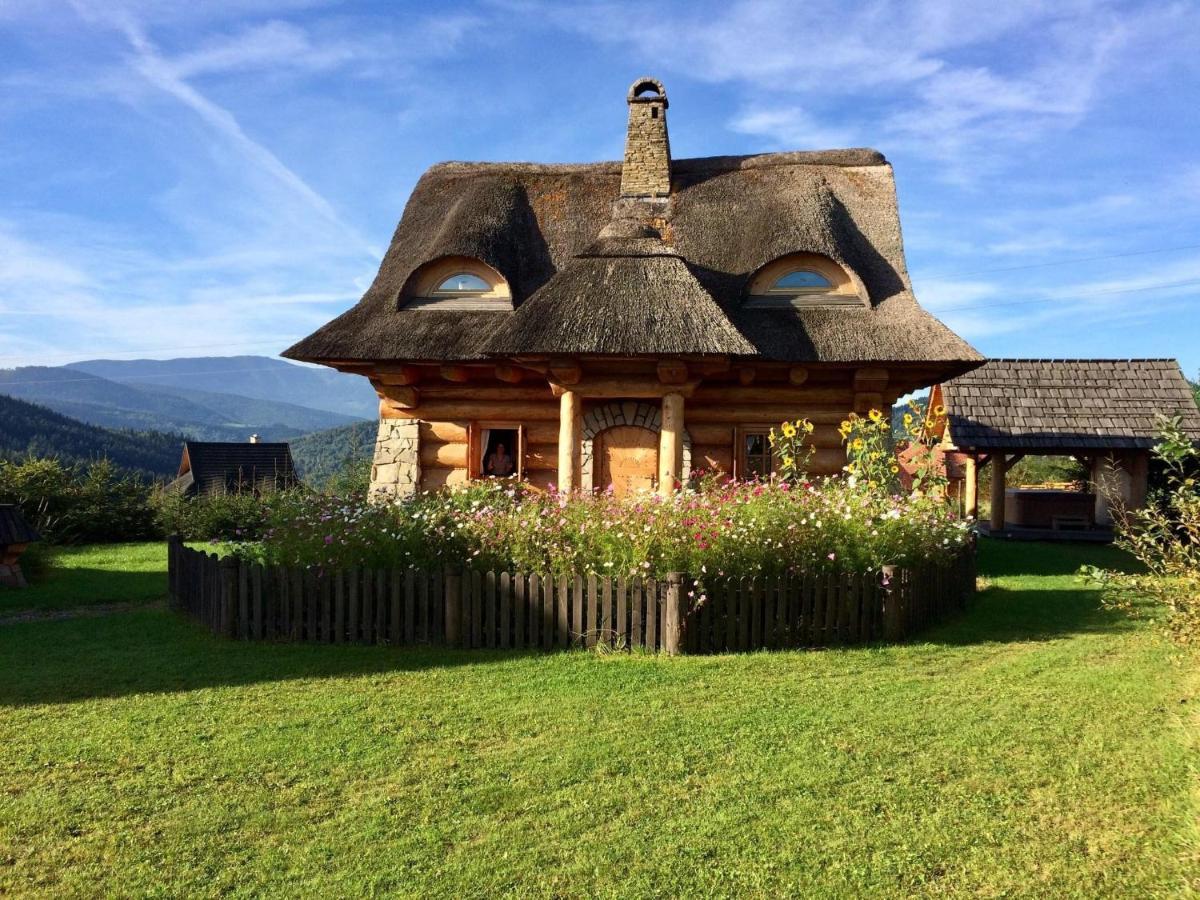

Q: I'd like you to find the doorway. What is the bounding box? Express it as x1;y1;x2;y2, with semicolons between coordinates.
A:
595;425;658;497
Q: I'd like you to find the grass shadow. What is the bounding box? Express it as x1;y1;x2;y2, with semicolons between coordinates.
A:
0;608;544;707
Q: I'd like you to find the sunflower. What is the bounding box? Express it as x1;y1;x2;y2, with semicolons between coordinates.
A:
781;422;797;438
868;409;883;423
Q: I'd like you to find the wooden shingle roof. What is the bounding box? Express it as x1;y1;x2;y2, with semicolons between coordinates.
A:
0;504;40;546
169;442;298;496
941;359;1200;451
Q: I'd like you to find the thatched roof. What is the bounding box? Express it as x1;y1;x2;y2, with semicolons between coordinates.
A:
941;359;1200;451
285;129;979;367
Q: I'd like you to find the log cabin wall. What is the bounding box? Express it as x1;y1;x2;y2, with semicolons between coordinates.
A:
367;360;919;497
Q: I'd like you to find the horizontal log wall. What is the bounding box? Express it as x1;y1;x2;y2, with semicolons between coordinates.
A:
168;539;974;652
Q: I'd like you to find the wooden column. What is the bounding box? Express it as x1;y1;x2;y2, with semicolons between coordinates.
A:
557;390;581;493
658;391;684;493
963;455;978;519
990;452;1007;533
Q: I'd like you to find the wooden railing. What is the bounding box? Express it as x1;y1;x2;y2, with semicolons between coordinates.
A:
168;538;975;654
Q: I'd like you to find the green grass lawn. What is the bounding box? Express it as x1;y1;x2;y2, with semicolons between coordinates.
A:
1;543;166;614
1;540;1196;897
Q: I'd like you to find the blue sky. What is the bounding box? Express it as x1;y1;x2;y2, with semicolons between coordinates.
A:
1;0;1198;378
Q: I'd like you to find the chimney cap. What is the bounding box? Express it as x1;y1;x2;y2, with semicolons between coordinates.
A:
627;77;667;108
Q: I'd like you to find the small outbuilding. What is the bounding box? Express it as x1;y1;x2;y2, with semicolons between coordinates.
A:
932;359;1200;536
0;503;40;588
167;438;299;497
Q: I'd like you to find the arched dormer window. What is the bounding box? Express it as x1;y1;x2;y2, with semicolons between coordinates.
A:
745;253;866;309
401;256;513;311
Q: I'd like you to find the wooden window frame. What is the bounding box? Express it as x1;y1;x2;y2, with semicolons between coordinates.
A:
735;426;775;480
468;422;526;480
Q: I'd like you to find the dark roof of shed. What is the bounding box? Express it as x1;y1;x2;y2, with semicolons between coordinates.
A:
179;442;298;492
0;504;40;545
941;359;1200;450
284;150;980;367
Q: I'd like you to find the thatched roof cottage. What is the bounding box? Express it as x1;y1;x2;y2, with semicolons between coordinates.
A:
286;78;981;498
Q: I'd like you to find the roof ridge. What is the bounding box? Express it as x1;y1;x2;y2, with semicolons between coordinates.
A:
424;148;888;178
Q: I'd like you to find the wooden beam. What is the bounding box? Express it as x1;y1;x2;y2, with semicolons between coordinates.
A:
656;361;688;385
963;455;978;519
439;365;470;383
658;392;684;493
549;362;582;385
990;452;1007;532
549;379;699;399
853;367;889;392
373;364;422;385
788;367;808;386
375;384;419;408
737;367;756;386
558;391;581;492
494;364;525;384
1005;453;1026;468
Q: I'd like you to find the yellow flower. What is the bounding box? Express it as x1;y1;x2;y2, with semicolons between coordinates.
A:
903;413;914;426
802;420;814;433
782;455;794;467
781;422;797;438
933;405;946;418
838;422;853;438
868;409;882;423
851;438;865;452
890;464;900;474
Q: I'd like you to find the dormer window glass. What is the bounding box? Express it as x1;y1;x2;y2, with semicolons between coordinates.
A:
400;256;514;311
434;273;491;294
746;253;867;309
768;270;833;292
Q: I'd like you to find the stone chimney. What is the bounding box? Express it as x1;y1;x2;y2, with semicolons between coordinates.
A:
620;77;671;198
249;434;260;444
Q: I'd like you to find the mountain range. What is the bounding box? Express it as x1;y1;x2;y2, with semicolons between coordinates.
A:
0;356;377;443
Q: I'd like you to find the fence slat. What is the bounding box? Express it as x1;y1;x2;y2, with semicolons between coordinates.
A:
631;579;644;649
585;574;598;648
616;577;627;646
514;572;526;649
556;575;569;648
403;569;416;645
470;570;483;649
389;569;401;645
599;576;612;646
646;579;658;651
529;573;541;649
541;574;554;650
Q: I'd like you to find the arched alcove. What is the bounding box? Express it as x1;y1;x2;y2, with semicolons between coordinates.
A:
580;401;691;491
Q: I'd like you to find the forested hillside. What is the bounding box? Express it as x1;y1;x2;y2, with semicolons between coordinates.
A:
291;421;376;486
0;394;183;478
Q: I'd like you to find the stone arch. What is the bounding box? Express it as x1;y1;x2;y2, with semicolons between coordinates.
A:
580;400;691;491
627;77;667;103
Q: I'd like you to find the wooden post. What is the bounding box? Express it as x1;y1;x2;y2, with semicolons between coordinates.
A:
881;565;901;641
963;455;978;519
557;389;581;493
220;556;238;639
662;572;684;655
658;391;684;493
444;570;463;647
990;452;1007;533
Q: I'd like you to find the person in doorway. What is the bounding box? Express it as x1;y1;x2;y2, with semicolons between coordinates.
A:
485;442;515;477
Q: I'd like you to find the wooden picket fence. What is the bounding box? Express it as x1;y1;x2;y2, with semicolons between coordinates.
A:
168;537;974;654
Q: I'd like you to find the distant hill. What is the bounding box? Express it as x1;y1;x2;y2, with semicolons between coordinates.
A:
0;362;366;442
0;394;182;478
68;356;378;420
291;421;376;486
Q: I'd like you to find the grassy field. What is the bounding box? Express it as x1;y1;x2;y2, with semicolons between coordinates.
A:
0;540;1196;897
1;542;166;614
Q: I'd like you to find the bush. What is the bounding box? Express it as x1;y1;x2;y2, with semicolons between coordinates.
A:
0;456;157;544
1082;416;1200;644
151;488;279;542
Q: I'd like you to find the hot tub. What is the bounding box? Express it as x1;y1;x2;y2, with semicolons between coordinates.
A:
1004;489;1095;530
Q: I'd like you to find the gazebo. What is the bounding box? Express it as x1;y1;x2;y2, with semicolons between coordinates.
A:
932;359;1200;537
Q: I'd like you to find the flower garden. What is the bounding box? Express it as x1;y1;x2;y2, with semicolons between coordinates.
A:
228;407;973;583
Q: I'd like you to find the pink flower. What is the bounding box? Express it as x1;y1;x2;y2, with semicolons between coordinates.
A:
324;535;334;545
827;552;836;561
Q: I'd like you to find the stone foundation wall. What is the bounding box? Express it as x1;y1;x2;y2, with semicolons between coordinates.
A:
370;419;420;501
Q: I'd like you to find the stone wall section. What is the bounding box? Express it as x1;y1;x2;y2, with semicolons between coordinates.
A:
621;99;670;197
370;419;420;500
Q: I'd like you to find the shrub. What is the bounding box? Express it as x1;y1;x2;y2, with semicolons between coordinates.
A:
151;488;278;542
1082;415;1200;644
0;456;157;544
